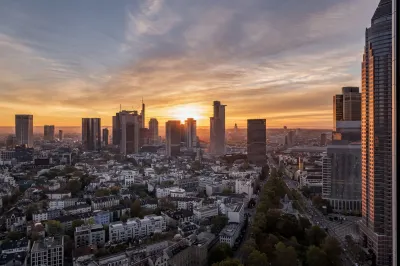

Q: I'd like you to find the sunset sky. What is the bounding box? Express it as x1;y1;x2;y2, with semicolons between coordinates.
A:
0;0;379;129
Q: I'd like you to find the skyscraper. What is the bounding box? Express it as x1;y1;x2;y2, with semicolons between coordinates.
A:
320;133;327;146
333;95;343;130
59;130;63;141
15;114;33;147
149;118;159;145
82;118;101;151
185;118;197;149
210;101;226;155
342;87;361;121
44;125;55;141
359;1;392;265
117;111;140;154
392;0;398;264
140;100;145;129
247;119;266;166
166;120;181;157
102;128;109;146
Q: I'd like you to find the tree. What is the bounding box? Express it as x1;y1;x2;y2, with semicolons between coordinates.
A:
306;226;327;247
273;242;298;266
110;186;120;195
312;195;324;208
306;246;329;266
322;236;342;266
222;188;233;195
211;215;229;234
121;214;129;222
26;204;39;221
72;219;84;230
7;231;24;240
208;243;233;265
247;249;268;266
95;188;111;197
88;217;95;225
240;238;257;265
131;199;142;217
213;258;243;266
46;220;63;236
67;179;82;195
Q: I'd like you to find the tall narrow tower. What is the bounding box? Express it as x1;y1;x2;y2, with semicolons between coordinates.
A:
209;101;226;155
359;1;393;265
15;115;33;147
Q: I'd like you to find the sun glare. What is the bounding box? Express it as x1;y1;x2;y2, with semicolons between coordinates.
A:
168;104;205;123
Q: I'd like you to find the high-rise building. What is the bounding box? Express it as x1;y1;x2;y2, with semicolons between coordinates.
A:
15;114;33;148
333;95;344;130
210;101;226;155
149;118;159;145
359;1;393;265
185;118;197;149
322;141;362;214
342;87;361;121
140;100;145;129
58;130;63;141
5;135;17;150
82;118;101;151
247;119;266;166
392;0;398;264
166;120;181;157
102;128;109;146
180;124;186;144
139;128;150;148
44;125;55;141
117;111;140;154
320;133;327;146
31;236;64;266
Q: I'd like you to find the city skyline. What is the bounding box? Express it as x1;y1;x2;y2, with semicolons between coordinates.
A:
0;0;381;128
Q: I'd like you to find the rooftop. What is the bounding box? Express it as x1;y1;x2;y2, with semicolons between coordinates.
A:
220;223;241;237
31;236;64;252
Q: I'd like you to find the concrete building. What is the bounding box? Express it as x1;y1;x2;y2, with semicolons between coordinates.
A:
108;215;166;242
193;206;219;222
149;118;159;144
114;111;141;154
82;118;101;151
185;118;197;149
166;120;181;157
102;128;109;146
247;119;266;165
226;203;244;224
342;87;361;121
91;196;120;210
30;236;64;266
359;1;393;265
235;179;254;199
322;142;362;214
58;130;63;141
320;133;327;146
333;94;344;130
333;121;361;142
74;224;105;248
44;125;55;141
219;223;241;247
210;101;226;155
15;114;33;147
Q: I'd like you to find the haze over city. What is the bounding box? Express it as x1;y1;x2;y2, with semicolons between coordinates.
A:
0;0;381;128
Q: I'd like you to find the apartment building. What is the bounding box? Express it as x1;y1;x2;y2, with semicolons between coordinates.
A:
91;196;120;210
30;236;64;266
74;224;105;248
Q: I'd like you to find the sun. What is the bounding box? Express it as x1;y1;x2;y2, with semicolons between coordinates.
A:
168;104;205;123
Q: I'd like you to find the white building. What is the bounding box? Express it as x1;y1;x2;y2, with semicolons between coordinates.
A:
173;198;203;210
64;204;92;215
48;198;78;210
156;187;186;198
91;196;120;211
109;215;166;242
74;224;105;248
193;206;219;222
45;192;71;200
30;236;64;266
226;203;244;224
219;223;241;247
32;210;61;223
235;179;254;198
120;170;139;187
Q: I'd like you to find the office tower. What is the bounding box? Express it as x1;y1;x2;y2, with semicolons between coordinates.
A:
180;124;186;144
112;113;121;145
117;111;140;154
149;118;159;145
102;128;109;146
298;157;304;171
333;95;344;130
31;236;64;266
185;118;197;149
210;101;226;155
44;125;55;141
5;135;17;150
359;1;392;265
342;87;361;121
322;142;362;214
15;114;33;147
247;119;266;166
392;0;398;264
59;130;63;141
139;128;150;148
166;120;181;157
140;100;145;129
82;118;101;151
320;133;327;146
285;130;295;147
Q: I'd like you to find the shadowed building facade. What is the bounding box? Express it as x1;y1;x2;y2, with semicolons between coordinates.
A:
82;118;101;151
247;119;266;166
166;120;181;157
15;114;33;148
210;101;226;155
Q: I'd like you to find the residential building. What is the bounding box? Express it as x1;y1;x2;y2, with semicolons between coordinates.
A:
64;204;92;215
219;223;241;247
5;208;26;231
82;118;101;151
44;125;55;141
165;237;209;266
235;179;254;199
322;142;362;214
156;187;186;198
178;222;199;237
172;197;203;211
247;119;267;165
91;196;120;211
210;101;226;155
74;224;105;248
45;192;71;200
226;203;244;224
359;1;393;265
0;238;30;266
93;210;110;225
149;118;159;145
30;236;64;266
48;198;78;210
166;120;181;157
193;206;219;222
108;215;166;242
185;118;197;149
32;210;61;223
161;210;195;227
15;114;33;147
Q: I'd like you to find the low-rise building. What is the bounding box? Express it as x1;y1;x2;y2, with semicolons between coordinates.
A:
74;224;105;248
32;209;61;223
30;236;64;266
64;204;92;215
93;210;110;225
91;196;120;210
226;203;244;224
219;223;241;247
45;191;71;200
161;210;195;227
0;238;30;266
193;206;219;222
